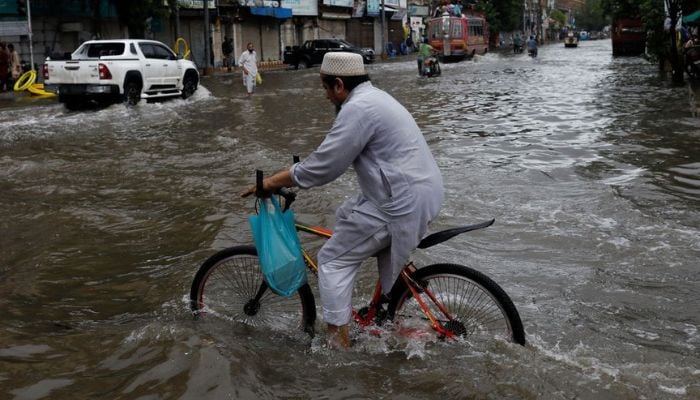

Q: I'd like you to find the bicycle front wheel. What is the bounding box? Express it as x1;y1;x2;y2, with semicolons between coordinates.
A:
388;263;525;345
190;245;316;336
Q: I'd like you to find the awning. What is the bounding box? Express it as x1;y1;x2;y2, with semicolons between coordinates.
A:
250;7;293;19
683;10;700;25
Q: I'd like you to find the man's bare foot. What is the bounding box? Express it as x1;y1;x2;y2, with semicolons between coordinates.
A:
327;324;351;349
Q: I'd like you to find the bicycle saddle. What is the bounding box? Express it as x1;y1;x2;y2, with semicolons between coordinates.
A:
417;219;495;249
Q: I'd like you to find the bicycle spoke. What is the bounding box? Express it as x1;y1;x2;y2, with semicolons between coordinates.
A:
191;247;314;335
390;264;524;344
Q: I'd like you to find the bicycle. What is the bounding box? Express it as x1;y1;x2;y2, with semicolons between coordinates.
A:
190;170;526;346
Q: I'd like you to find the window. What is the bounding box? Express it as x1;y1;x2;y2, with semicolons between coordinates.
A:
153;44;176;60
86;43;125;58
140;43;176;60
452;21;462;38
130;43;137;56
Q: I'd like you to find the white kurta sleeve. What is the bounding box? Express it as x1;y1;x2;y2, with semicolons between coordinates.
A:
291;103;370;189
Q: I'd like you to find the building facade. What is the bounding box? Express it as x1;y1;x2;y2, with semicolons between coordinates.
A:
0;0;437;70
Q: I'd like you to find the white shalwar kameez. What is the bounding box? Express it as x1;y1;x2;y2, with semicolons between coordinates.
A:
238;50;257;93
290;81;444;326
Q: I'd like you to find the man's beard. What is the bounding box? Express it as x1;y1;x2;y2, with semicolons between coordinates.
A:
335;104;341;115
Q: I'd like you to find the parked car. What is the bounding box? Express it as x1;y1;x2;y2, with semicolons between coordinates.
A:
283;39;375;69
43;39;199;110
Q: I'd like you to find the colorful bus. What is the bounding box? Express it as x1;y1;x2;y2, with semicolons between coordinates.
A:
426;11;489;61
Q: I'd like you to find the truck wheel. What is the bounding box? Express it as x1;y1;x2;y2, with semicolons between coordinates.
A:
182;74;197;99
124;80;141;106
297;59;309;69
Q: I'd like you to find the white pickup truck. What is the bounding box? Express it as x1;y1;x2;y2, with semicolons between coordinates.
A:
43;39;199;110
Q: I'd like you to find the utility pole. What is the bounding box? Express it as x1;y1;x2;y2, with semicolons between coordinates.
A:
26;0;35;71
380;0;386;59
204;0;212;75
174;1;180;40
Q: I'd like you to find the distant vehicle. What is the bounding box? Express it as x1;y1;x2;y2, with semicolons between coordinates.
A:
43;39;199;110
564;32;579;48
612;18;645;56
283;39;375;69
426;10;489;61
579;31;589;40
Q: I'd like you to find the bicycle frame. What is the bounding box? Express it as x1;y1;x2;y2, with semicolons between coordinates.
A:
293;218;459;338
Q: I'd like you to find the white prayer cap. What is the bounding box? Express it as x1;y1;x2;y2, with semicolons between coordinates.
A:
320;52;366;76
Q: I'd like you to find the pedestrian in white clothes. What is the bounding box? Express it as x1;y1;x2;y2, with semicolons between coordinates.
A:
241;52;444;348
238;42;258;96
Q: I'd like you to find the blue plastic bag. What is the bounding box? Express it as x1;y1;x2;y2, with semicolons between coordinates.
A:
249;196;307;297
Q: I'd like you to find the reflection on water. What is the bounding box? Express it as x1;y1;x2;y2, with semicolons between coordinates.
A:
1;40;698;399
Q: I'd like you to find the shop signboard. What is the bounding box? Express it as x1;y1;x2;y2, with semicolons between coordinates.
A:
281;0;318;15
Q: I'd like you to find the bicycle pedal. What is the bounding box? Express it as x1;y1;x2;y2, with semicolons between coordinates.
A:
374;307;388;325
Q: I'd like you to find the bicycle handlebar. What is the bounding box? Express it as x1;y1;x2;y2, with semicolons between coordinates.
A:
254;155;299;210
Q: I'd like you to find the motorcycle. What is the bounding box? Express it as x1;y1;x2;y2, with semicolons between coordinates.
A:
685;45;700;79
527;48;538;57
513;44;523;53
422;56;442;78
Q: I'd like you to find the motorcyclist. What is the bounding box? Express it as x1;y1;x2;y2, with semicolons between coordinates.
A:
513;34;522;53
417;37;434;76
527;35;538;57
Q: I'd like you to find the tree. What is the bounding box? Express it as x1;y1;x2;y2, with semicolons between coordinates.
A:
550;9;567;27
476;0;524;43
574;0;611;31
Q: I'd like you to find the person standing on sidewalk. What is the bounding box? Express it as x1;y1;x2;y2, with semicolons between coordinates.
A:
8;44;21;89
0;43;9;92
238;42;258;97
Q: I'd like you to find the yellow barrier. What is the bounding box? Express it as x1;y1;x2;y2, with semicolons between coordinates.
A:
173;37;191;60
14;69;37;91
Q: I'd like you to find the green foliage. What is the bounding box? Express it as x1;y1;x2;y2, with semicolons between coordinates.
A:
476;0;523;35
574;0;611;31
640;0;665;62
550;9;567;27
600;0;643;19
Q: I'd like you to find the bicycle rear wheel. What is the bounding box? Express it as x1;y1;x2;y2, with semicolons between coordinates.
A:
190;245;316;336
387;263;525;345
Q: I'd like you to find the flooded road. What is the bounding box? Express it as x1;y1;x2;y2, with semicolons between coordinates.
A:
1;39;699;399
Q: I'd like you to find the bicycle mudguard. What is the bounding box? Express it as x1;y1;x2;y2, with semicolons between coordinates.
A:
417;219;495;249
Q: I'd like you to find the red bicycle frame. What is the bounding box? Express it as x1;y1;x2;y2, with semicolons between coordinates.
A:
294;219;457;337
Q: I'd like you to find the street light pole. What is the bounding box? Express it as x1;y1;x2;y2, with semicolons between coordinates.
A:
27;0;34;71
204;0;212;75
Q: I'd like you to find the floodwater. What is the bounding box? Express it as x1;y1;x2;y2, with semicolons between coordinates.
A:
1;39;698;399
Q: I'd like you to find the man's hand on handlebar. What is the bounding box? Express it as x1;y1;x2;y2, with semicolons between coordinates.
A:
240;168;295;198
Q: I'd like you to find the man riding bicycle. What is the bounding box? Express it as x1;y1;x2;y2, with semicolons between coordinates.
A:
242;52;444;348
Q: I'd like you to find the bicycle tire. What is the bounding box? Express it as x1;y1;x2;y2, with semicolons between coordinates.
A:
190;245;317;337
387;263;525;345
